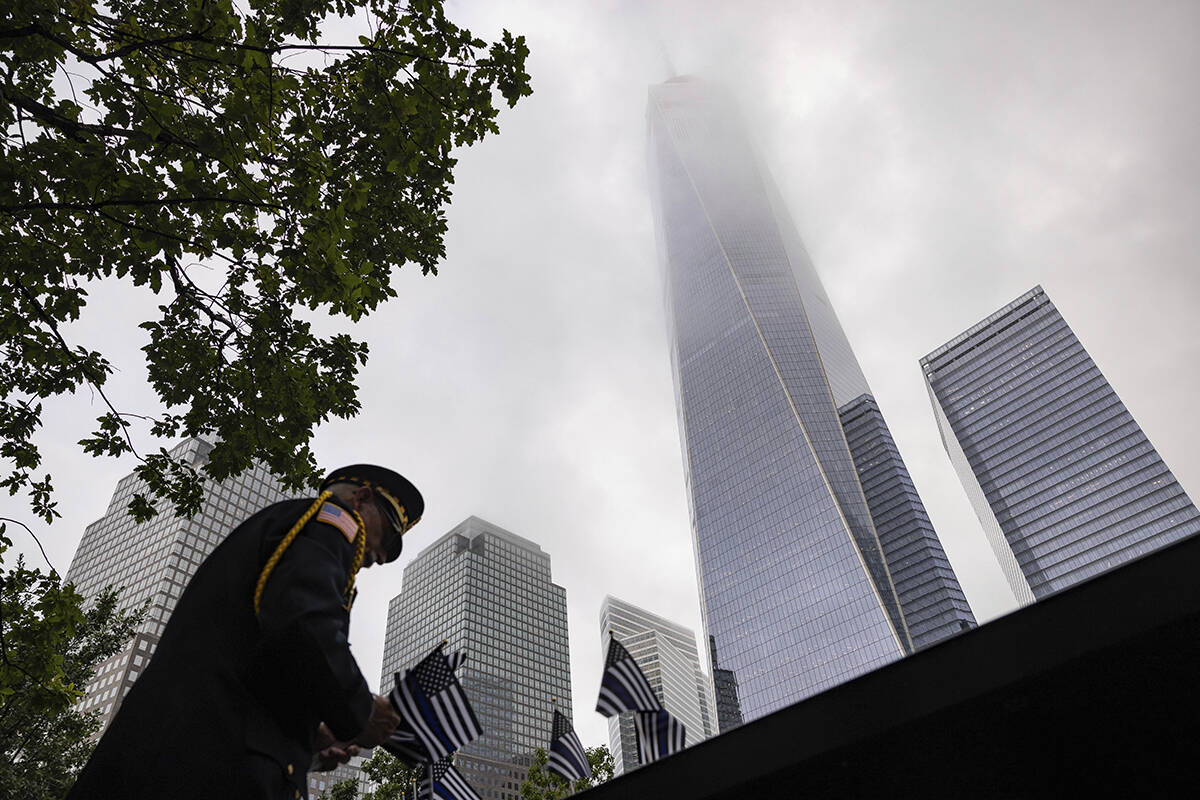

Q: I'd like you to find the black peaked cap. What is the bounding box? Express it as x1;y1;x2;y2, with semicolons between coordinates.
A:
320;465;424;561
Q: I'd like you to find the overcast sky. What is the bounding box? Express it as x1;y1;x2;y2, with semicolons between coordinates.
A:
13;0;1200;750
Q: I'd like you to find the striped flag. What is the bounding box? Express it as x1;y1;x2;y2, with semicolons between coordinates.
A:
546;709;591;783
633;709;686;765
419;756;481;800
380;723;428;766
595;637;661;717
385;644;482;763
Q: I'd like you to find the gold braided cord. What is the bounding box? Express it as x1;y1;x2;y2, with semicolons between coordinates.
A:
342;508;367;610
332;477;420;531
375;486;411;532
254;491;362;618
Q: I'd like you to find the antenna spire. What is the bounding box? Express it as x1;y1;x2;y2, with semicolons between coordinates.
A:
657;37;677;79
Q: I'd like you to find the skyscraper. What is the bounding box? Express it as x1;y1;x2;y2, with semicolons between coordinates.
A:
308;758;367;799
922;285;1200;604
839;395;977;648
707;635;743;733
647;76;974;721
598;597;713;775
66;437;295;734
381;517;570;800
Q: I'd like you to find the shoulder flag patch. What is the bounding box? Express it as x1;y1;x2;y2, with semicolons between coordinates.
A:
316;503;359;543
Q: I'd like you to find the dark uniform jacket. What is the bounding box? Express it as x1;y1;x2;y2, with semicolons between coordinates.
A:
67;498;374;800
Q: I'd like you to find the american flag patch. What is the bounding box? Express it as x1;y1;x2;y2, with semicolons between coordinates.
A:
316;503;359;542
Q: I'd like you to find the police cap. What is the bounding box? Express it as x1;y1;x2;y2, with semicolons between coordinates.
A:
320;465;423;562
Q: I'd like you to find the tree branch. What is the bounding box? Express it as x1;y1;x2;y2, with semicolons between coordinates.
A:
26;18;218;66
42;9;488;69
2;196;285;214
167;261;249;347
12;282;141;464
0;575;40;686
0;82;165;145
0;517;58;578
90;206;250;275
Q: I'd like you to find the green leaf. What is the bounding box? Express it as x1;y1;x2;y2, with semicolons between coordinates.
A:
1;0;531;524
0;555;146;797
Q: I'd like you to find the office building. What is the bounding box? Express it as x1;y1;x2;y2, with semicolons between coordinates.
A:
66;437;295;735
308;759;368;799
381;517;571;800
839;395;976;648
599;597;713;774
922;286;1200;604
647;76;973;720
708;635;743;733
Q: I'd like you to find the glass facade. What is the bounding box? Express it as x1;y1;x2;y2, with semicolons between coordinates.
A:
707;636;743;733
381;517;570;800
647;77;920;721
761;171;871;411
839;395;976;648
66;438;296;737
598;597;713;774
922;286;1200;603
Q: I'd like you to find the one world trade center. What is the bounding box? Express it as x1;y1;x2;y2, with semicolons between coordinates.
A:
647;76;975;724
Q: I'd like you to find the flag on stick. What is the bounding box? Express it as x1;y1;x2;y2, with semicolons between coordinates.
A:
381;723;428;766
595;637;661;717
419;756;481;800
547;708;591;783
385;644;482;763
633;708;686;765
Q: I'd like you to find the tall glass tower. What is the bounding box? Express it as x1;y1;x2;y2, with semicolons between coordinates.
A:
381;517;570;800
922;286;1200;604
598;596;713;774
838;394;976;648
647;76;973;720
66;438;296;735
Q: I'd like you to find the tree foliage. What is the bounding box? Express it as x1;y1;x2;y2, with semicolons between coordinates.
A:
0;539;144;800
0;0;532;524
317;777;362;800
359;748;422;800
520;745;615;800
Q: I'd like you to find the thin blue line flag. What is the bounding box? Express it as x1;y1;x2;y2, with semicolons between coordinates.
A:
547;708;591;783
385;644;481;764
634;708;686;765
419;755;481;800
595;637;661;717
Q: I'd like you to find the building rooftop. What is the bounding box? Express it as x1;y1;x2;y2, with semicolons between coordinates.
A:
423;515;549;558
920;285;1046;371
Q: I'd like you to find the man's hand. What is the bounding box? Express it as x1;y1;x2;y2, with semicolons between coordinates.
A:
354;693;402;748
312;723;360;771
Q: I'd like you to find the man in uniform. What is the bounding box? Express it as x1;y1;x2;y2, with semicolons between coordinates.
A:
67;464;424;799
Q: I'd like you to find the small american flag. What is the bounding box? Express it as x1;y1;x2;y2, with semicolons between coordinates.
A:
634;708;686;765
546;708;591;783
386;645;481;763
419;756;481;800
595;637;661;717
316;502;358;542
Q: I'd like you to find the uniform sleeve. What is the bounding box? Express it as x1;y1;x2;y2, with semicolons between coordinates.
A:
253;521;374;741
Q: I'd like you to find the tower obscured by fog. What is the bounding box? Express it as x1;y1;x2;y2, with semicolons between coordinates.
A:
923;286;1200;605
646;76;974;721
598;596;713;774
381;517;570;800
